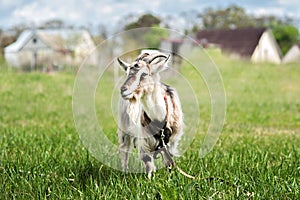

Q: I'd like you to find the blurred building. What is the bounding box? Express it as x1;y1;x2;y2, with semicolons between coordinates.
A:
4;29;98;70
282;44;300;63
160;38;197;66
196;28;282;64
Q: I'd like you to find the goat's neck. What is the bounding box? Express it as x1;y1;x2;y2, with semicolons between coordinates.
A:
141;82;166;122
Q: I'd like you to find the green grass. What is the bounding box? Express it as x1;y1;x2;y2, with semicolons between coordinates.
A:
0;51;299;199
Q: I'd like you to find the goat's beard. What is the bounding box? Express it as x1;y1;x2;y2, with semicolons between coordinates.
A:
126;94;141;125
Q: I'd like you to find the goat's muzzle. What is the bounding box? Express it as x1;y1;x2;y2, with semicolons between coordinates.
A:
120;86;134;100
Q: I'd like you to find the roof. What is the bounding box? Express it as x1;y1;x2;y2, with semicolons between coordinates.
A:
161;38;185;44
5;29;90;53
196;27;267;57
4;30;34;52
160;38;199;45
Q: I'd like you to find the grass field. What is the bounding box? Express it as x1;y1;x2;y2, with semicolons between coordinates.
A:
0;50;299;199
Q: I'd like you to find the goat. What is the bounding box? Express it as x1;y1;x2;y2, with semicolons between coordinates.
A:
117;52;184;178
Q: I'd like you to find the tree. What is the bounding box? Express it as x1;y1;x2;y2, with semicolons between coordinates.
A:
200;5;254;29
0;32;16;55
271;23;299;55
143;26;169;48
122;13;165;49
124;14;161;30
39;19;65;29
179;10;202;34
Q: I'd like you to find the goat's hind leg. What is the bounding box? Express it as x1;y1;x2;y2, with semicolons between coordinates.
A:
118;131;131;172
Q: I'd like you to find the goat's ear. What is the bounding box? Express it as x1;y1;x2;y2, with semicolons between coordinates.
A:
117;57;130;71
150;54;170;74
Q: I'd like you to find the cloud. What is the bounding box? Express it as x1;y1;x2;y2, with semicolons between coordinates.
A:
12;1;80;25
12;2;57;24
1;0;300;31
277;0;300;6
101;5;113;14
251;7;285;17
0;0;15;7
9;0;91;26
6;0;140;28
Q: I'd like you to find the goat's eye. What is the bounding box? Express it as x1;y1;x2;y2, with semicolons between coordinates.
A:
134;64;139;68
140;73;147;81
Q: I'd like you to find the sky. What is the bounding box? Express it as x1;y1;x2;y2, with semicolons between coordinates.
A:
0;0;299;32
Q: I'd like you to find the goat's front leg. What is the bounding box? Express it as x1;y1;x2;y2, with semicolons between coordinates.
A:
139;148;156;178
118;130;131;172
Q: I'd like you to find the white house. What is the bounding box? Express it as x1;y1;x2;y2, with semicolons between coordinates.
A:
196;28;282;64
282;44;300;63
4;29;98;70
251;29;282;64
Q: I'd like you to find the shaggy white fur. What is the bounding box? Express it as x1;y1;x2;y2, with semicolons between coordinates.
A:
117;52;184;177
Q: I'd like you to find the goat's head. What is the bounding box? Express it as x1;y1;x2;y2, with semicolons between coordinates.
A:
118;52;170;100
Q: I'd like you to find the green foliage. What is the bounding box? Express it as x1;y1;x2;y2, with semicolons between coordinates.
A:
201;5;254;29
122;14;167;49
271;23;300;55
0;54;299;199
39;19;65;29
143;26;169;48
124;14;161;30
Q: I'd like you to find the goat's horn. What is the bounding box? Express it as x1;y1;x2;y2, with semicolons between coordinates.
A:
117;57;130;70
148;54;168;64
136;53;149;61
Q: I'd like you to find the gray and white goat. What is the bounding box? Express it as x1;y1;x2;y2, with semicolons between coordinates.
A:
117;52;184;177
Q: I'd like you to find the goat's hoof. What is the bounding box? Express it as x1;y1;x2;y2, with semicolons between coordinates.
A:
122;166;128;173
165;161;172;168
147;172;152;179
165;165;172;173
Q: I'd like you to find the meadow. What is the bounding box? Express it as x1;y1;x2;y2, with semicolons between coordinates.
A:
0;50;299;199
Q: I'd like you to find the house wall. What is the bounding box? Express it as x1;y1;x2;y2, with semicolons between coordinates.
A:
6;49;71;69
160;40;172;53
251;30;281;64
5;29;99;69
4;33;53;68
282;45;300;63
24;50;64;66
4;52;20;67
74;31;98;66
159;39;196;66
37;49;66;66
22;35;49;50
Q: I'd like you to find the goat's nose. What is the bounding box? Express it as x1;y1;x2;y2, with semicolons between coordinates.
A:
121;86;127;93
120;85;133;99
